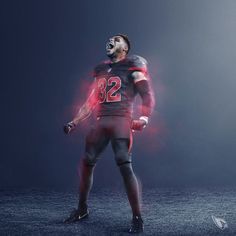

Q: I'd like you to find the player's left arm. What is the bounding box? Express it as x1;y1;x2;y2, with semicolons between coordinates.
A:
131;71;155;131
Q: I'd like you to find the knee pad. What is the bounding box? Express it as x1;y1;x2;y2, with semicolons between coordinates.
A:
115;151;132;166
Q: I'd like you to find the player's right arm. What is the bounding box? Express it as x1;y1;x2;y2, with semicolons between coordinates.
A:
72;88;97;125
64;83;98;134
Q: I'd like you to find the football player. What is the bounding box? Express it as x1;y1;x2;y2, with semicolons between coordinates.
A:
63;34;155;233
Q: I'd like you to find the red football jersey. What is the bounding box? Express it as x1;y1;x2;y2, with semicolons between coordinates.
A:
93;55;148;118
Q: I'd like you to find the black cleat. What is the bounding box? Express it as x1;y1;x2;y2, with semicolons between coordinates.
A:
129;216;144;234
63;206;89;223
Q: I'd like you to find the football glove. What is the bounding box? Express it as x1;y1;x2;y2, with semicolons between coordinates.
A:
131;116;148;131
63;121;76;134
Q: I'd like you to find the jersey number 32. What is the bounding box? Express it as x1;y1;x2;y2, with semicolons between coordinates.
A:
97;76;121;103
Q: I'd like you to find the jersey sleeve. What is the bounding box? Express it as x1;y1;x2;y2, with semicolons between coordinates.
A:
128;55;148;74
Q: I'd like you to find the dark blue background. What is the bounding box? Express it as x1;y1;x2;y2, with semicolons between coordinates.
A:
1;0;236;189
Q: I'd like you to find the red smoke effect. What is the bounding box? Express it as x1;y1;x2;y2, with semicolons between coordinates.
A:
61;71;97;148
66;55;169;154
72;71;94;110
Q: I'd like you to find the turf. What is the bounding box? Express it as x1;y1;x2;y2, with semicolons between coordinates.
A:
1;188;236;235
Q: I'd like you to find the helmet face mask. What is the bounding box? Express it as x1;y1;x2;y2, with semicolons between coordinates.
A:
106;36;128;57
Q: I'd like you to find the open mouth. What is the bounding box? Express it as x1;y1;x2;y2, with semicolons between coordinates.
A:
106;42;114;50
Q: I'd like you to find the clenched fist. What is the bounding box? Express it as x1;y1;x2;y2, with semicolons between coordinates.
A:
63;121;76;134
131;118;148;131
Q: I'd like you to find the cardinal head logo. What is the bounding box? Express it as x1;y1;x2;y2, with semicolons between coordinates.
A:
211;215;228;230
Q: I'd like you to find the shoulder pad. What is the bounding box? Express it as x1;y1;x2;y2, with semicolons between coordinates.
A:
127;55;148;73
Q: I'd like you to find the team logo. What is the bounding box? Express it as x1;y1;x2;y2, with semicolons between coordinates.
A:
211;215;228;230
